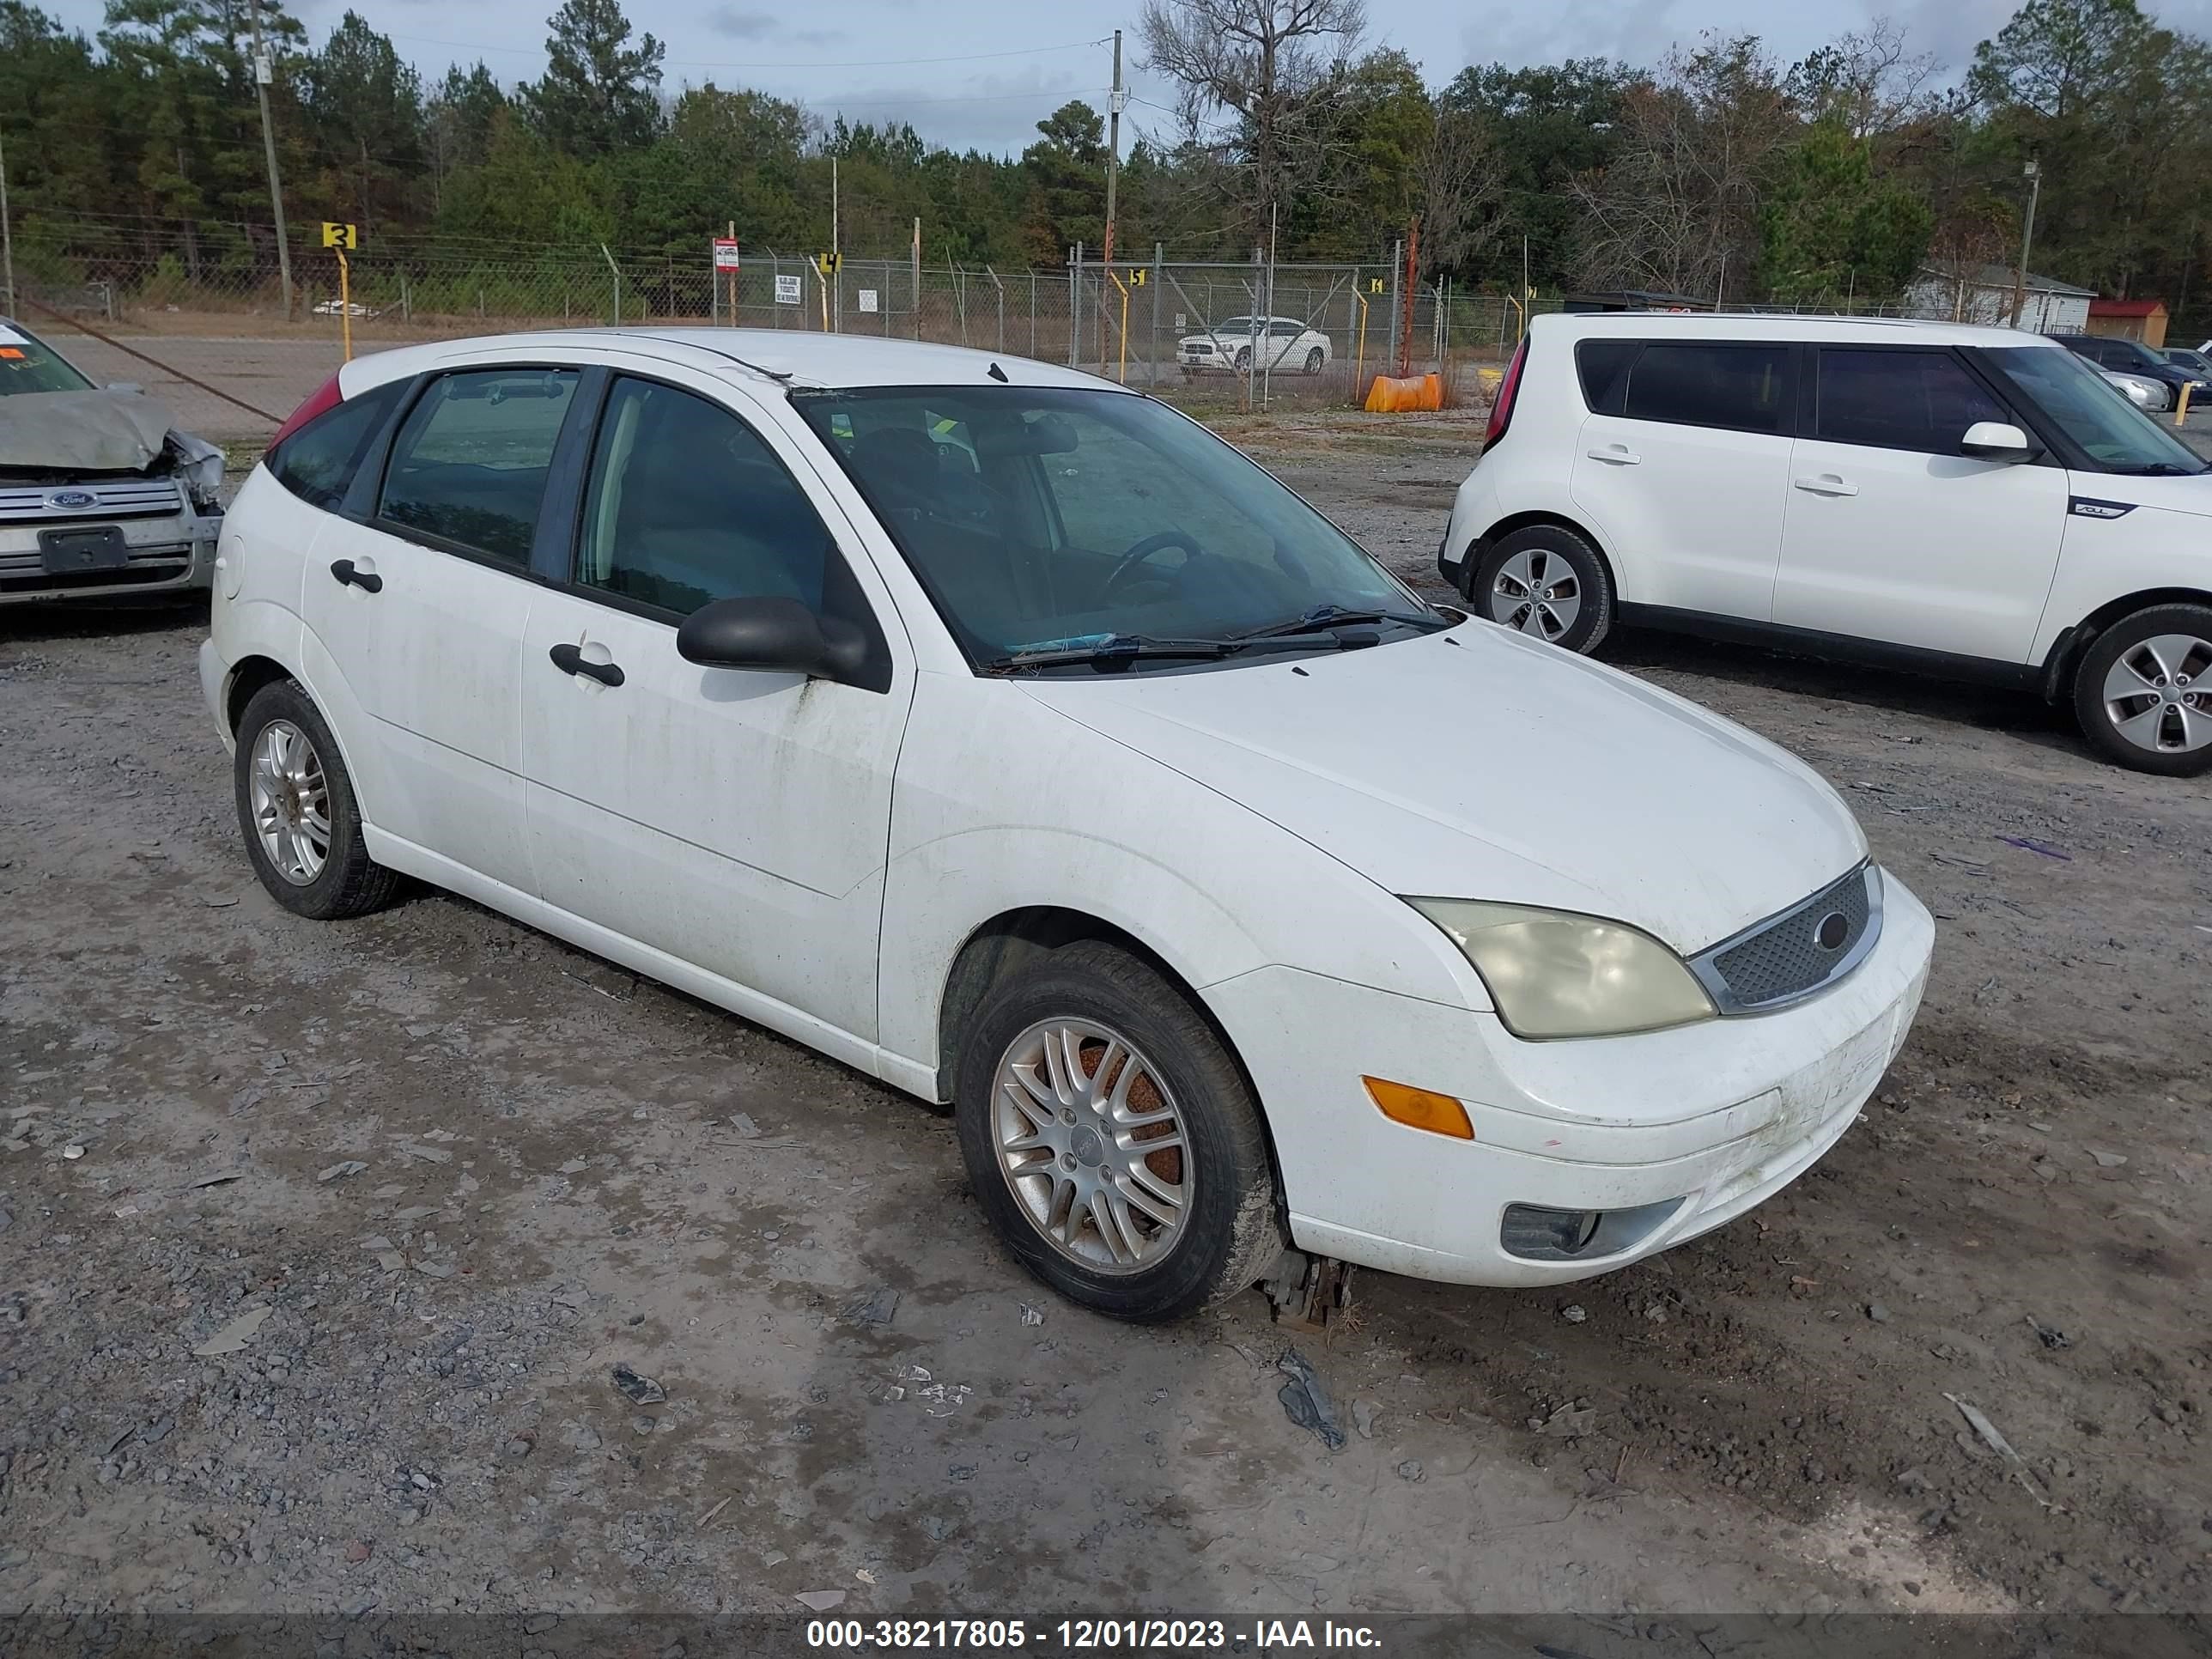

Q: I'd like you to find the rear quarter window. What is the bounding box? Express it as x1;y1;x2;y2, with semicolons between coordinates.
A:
268;380;407;510
1574;339;1639;413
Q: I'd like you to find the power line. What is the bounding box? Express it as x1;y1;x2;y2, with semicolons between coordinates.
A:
380;32;1110;73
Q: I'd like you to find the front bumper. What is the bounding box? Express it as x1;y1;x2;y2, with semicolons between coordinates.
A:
1204;869;1935;1286
0;507;219;604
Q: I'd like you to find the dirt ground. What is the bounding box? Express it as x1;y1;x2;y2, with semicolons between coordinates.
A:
1;410;2208;1637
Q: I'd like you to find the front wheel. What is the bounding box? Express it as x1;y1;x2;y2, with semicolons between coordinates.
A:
1304;347;1325;375
954;942;1283;1322
1232;347;1252;373
2071;604;2212;775
1469;524;1614;653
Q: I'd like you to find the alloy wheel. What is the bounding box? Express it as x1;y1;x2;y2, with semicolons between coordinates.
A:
990;1018;1191;1273
2101;633;2212;754
248;718;331;884
1491;546;1583;641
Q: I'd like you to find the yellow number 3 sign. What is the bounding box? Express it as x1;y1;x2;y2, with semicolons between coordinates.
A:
321;222;357;249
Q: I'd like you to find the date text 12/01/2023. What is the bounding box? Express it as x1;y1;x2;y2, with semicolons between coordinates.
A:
804;1619;1385;1650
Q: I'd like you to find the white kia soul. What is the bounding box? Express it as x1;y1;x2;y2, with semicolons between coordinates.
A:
1443;313;2212;775
203;330;1932;1321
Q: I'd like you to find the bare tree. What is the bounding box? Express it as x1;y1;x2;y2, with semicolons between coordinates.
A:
1139;0;1368;243
1568;34;1793;301
1418;106;1504;276
1788;17;1942;143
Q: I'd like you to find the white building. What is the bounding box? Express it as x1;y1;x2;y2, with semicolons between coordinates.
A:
1901;263;2094;332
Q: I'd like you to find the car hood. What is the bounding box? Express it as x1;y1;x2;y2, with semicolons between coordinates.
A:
0;388;219;480
1019;622;1868;955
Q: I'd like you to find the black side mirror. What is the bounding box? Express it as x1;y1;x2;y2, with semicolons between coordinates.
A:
676;595;869;683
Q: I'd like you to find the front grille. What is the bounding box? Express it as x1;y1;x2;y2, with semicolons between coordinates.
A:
0;479;186;524
0;543;194;591
1693;865;1881;1013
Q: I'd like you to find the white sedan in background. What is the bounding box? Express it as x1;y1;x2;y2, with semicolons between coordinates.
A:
1178;316;1332;375
2100;368;2172;412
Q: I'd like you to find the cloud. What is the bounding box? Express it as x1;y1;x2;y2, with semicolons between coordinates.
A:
702;5;842;46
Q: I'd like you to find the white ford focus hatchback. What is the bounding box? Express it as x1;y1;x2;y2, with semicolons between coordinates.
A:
203;330;1932;1321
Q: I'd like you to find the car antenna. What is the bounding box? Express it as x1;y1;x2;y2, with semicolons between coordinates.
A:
988;362;1009;383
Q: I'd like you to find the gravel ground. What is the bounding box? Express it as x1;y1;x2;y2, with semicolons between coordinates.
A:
1;416;2208;1633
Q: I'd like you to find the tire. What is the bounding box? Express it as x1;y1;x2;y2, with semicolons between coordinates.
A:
234;678;402;918
2069;603;2212;775
1232;347;1252;373
1304;347;1325;375
1469;523;1614;653
953;941;1283;1322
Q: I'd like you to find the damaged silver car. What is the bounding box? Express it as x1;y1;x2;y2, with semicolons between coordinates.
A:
1;318;222;604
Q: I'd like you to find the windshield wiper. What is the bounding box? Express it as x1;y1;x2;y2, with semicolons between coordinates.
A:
977;634;1235;673
2106;461;2203;476
1229;604;1442;641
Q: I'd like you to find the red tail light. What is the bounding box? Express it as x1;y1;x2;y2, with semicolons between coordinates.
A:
1486;337;1528;447
266;370;344;459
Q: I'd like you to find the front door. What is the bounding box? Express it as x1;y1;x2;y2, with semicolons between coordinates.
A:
302;365;583;896
1776;346;2068;663
516;370;912;1042
1570;338;1796;619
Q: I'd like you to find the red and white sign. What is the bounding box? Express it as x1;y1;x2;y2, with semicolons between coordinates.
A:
712;238;741;271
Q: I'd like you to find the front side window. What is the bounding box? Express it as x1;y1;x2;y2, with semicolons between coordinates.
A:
795;386;1430;668
377;368;578;563
1982;344;2209;474
1622;343;1791;434
573;376;833;617
1814;349;2007;454
270;380;407;509
0;325;94;395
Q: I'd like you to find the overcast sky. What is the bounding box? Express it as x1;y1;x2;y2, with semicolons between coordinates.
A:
40;0;2212;155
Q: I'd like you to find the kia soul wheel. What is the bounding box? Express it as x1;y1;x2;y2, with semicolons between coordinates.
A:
2072;603;2212;776
954;942;1283;1322
1470;524;1614;653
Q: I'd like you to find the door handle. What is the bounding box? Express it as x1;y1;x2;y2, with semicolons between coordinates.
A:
549;641;625;688
329;557;382;592
1586;445;1640;465
1794;474;1858;497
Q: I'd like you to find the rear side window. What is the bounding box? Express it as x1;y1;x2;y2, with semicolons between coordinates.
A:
1575;339;1639;413
376;368;578;564
1623;343;1792;434
1815;349;2006;454
269;380;405;510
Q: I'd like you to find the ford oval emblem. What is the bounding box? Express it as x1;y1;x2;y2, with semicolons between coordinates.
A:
1813;910;1851;951
46;489;99;510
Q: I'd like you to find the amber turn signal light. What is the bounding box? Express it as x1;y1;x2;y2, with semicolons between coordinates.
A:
1362;1076;1474;1139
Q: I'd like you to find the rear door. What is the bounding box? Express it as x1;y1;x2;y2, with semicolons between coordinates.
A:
304;364;581;895
1569;338;1796;619
1775;345;2067;663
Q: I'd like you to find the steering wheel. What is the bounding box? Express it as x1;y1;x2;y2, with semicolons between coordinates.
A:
1103;530;1206;599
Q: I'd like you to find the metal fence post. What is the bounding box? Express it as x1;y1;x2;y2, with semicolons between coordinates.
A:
1150;242;1163;388
1385;239;1401;376
1030;271;1037;358
1068;244;1081;368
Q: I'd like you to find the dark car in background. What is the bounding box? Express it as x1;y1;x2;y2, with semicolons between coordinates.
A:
2161;345;2212;379
2051;331;2211;406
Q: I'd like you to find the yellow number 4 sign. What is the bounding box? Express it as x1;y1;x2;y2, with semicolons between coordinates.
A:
321;222;357;249
1369;276;1384;294
817;252;842;276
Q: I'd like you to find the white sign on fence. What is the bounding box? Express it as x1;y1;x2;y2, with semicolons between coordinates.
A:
858;289;878;313
1175;313;1187;330
774;273;802;306
712;238;740;271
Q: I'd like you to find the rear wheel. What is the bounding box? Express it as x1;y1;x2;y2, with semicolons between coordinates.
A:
953;942;1282;1322
234;679;401;918
2071;604;2212;775
1469;524;1614;653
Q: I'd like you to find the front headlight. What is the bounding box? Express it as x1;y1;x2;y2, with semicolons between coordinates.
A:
1407;897;1717;1039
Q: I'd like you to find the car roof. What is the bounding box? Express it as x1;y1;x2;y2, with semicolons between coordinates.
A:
1536;312;2068;351
334;327;1120;398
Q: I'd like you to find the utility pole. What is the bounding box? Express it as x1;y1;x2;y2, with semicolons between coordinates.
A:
243;0;295;320
2010;160;2043;330
1103;29;1124;270
0;121;15;318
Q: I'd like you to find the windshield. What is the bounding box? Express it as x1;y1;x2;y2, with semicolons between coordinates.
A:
0;324;95;395
796;386;1433;668
1981;346;2209;475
